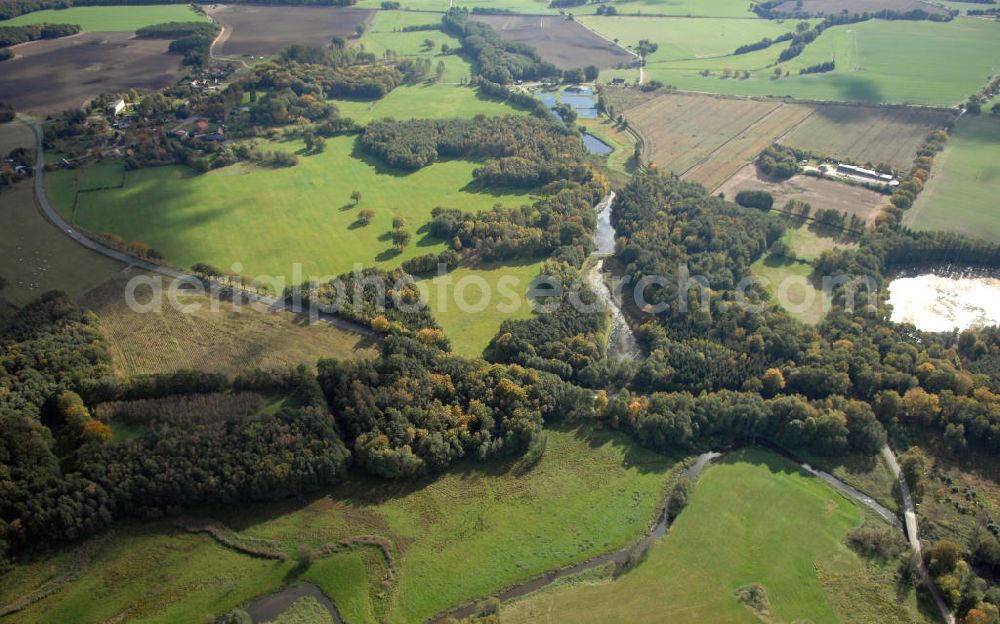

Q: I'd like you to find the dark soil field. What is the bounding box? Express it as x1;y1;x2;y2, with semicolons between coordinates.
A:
0;33;180;115
206;4;376;57
769;0;947;14
470;14;635;70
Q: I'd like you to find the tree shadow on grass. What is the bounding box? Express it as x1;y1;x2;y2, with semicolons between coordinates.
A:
375;247;401;262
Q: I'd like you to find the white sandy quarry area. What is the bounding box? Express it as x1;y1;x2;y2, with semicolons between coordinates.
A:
889;274;1000;332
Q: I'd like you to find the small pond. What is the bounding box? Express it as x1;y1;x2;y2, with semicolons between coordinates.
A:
582;132;613;155
888;272;1000;332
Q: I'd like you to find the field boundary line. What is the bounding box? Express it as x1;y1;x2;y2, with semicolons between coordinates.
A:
677;101;783;179
711;105;818;192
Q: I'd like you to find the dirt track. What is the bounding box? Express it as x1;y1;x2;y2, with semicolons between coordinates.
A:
471;14;635;70
0;33;180;115
205;4;375;57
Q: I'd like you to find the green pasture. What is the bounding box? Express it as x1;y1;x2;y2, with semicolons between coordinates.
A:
640;18;1000;106
1;426;678;624
0;182;123;308
905;115;1000;244
358;11;473;84
4;4;208;32
419;258;545;357
751;251;828;325
504;449;932;624
331;82;520;123
49;134;533;282
603;0;757;17
580;15;795;63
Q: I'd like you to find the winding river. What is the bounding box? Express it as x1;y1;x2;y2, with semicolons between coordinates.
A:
588;193;643;360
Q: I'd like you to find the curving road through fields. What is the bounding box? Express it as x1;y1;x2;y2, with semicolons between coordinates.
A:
21;116;377;339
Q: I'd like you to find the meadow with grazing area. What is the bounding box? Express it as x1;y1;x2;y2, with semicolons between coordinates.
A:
768;0;947;15
330;83;522;123
419;259;545;358
3;4;207;31
620;93;814;189
0;427;678;624
751;251;830;324
640;18;1000;106
781;105;953;171
579;15;794;63
80;272;378;377
597;0;755;17
0;183;123;308
905;116;1000;245
504;449;932;624
357;11;470;84
49;134;533;283
0;32;180;115
717;164;887;222
0;121;35;158
206;5;376;58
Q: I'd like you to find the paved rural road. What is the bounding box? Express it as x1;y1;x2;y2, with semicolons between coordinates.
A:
882;445;956;624
22;116;377;339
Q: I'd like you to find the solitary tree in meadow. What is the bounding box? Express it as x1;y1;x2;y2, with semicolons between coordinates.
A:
351;190;362;205
392;216;406;230
357;208;375;225
392;229;412;249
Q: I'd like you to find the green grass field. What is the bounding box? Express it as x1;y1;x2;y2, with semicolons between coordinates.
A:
579;15;794;63
905;115;1000;244
504;449;933;624
4;4;208;31
0;120;35;157
1;426;678;624
49;134;532;282
358;11;473;84
751;252;828;325
420;258;545;358
640;18;1000;106
330;83;518;124
604;0;756;16
0;182;123;308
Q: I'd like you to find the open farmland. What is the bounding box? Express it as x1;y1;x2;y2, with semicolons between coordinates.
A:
0;183;123;308
50;134;533;284
623;93;815;190
905;116;1000;244
0;427;677;624
358;11;471;83
599;0;755;16
641;18;1000;106
0;33;180;116
419;259;544;358
717;164;887;223
0;120;35;159
769;0;948;15
3;4;208;31
80;271;377;376
505;449;933;624
206;4;376;58
781;104;953;171
470;14;636;69
579;15;794;64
